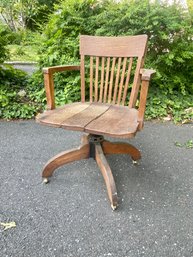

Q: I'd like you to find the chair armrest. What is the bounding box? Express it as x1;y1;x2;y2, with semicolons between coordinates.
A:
43;65;80;110
140;69;156;81
43;65;80;74
138;69;156;130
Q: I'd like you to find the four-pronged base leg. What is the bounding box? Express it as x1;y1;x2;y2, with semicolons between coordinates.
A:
101;140;141;161
95;144;118;210
41;134;141;210
42;134;90;181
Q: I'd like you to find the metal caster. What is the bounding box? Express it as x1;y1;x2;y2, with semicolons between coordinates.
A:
42;178;49;184
132;160;138;165
111;204;117;211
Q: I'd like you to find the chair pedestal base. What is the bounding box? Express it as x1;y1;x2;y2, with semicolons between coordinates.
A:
42;134;141;210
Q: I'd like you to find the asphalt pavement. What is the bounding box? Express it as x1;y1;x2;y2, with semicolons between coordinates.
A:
0;120;193;257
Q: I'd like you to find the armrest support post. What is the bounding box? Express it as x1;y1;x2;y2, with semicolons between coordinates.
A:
138;69;156;130
138;80;149;130
44;72;55;110
42;65;80;110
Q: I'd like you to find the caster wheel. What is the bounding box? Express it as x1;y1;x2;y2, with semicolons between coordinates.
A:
132;160;138;165
42;178;49;184
111;204;117;211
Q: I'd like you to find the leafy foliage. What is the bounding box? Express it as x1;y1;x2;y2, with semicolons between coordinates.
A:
7;30;43;61
0;0;58;31
39;0;104;66
30;0;193;122
145;88;193;123
1;0;193;122
175;139;193;149
0;23;43;119
0;65;42;119
0;23;10;63
94;0;193;94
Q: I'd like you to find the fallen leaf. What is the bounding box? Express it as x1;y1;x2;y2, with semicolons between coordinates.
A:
184;107;193;114
182;119;193;124
163;115;172;121
0;221;16;231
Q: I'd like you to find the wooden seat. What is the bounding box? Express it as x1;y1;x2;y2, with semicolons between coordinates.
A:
36;35;155;210
37;102;139;137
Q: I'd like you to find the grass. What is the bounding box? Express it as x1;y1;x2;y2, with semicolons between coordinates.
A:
7;44;39;62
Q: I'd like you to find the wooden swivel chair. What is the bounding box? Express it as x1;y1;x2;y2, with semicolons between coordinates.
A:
36;35;155;210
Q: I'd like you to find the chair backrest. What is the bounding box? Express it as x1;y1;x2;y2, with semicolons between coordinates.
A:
80;35;148;108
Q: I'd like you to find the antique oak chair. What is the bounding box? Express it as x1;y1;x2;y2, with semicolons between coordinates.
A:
36;35;155;210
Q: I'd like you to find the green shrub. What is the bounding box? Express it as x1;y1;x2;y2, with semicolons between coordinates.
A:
39;0;104;66
31;0;105;105
37;0;193;92
7;29;43;60
0;65;42;119
145;88;193;123
0;23;10;63
0;23;43;119
95;0;193;94
2;0;193;122
28;0;193;122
